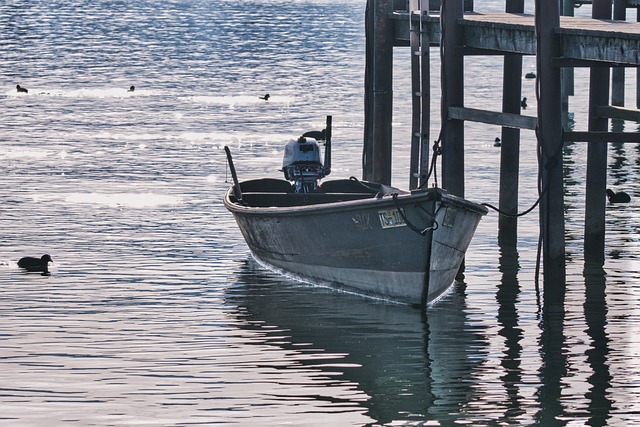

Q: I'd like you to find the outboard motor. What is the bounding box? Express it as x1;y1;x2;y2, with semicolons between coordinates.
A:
282;136;326;193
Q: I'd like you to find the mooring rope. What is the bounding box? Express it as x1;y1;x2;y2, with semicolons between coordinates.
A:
392;193;438;236
417;134;442;190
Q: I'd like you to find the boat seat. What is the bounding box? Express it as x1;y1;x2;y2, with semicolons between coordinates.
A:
239;178;293;193
242;192;374;207
320;179;380;194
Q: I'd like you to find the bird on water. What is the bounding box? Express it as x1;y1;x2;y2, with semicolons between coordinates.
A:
16;84;28;93
259;93;270;101
521;97;527;109
18;254;53;274
606;189;631;203
127;85;135;92
493;137;501;147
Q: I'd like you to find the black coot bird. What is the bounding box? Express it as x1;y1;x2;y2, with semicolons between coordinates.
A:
127;85;135;92
259;93;270;101
16;84;28;93
606;189;631;203
521;97;527;109
18;254;53;274
493;137;501;147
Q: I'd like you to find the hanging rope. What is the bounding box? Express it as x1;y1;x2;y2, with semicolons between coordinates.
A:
418;133;442;189
392;193;438;236
481;195;541;218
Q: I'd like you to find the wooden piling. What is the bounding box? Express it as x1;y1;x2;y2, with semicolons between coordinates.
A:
409;0;422;189
498;0;525;245
536;0;566;293
409;0;421;190
419;26;431;189
611;0;626;108
441;0;465;198
363;0;394;185
584;0;612;263
561;0;575;122
409;0;431;189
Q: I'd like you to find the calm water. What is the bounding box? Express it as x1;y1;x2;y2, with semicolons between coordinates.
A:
2;1;640;425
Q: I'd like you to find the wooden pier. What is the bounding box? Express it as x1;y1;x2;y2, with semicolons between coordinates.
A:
363;0;640;308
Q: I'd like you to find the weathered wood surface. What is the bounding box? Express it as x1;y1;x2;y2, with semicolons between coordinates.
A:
583;0;612;264
364;0;395;185
440;0;465;198
392;12;640;65
448;106;537;130
557;15;640;64
536;0;567;292
459;13;536;55
597;105;640;122
575;0;640;6
564;130;640;142
498;0;525;246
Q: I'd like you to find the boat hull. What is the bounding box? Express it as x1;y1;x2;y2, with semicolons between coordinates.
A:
224;181;487;305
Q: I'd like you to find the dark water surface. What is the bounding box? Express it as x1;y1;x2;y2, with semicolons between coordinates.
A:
2;1;640;425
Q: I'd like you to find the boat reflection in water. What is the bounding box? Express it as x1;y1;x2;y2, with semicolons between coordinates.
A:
226;258;482;425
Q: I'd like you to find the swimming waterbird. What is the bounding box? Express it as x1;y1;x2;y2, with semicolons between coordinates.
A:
606;189;631;203
18;254;53;274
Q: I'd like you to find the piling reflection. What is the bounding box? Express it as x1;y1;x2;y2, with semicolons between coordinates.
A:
535;299;567;426
583;262;613;426
226;259;481;425
496;243;526;421
609;141;629;187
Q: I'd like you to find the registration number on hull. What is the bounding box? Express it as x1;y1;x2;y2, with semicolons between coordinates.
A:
378;209;406;229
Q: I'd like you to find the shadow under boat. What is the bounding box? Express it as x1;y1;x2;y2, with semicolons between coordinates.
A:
226;258;483;425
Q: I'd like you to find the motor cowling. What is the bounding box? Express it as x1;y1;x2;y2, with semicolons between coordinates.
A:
282;137;326;193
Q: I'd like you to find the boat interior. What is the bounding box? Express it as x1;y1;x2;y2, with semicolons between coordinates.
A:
230;178;392;207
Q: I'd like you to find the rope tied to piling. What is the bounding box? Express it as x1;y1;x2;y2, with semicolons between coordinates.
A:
418;134;442;189
480;198;540;218
479;124;563;220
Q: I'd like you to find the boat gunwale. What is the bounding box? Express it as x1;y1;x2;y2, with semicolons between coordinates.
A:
223;187;426;217
223;184;488;218
438;190;489;216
